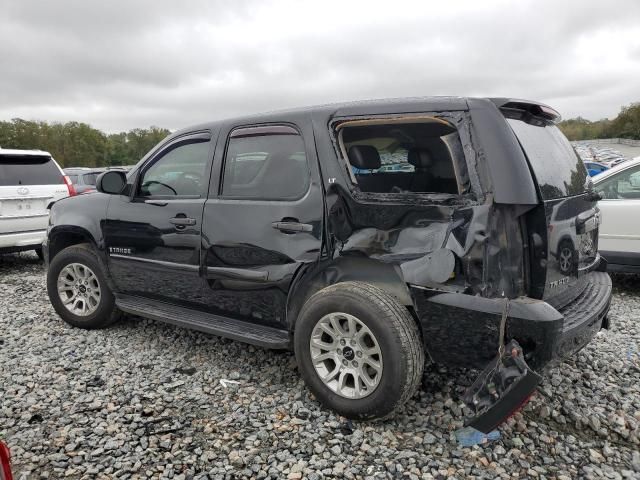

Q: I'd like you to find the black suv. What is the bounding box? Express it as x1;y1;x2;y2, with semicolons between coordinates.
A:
44;97;612;431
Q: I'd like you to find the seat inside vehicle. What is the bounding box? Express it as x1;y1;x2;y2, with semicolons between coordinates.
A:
341;120;462;195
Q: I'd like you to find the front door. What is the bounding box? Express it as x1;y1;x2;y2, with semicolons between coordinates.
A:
200;120;323;328
595;163;640;262
104;131;214;306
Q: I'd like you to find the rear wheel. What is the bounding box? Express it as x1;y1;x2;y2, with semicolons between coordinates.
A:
47;244;121;329
294;281;424;420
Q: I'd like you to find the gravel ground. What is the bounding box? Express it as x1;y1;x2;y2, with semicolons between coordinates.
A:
1;252;640;479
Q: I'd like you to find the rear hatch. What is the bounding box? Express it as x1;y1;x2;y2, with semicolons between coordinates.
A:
503;106;600;307
0;153;69;235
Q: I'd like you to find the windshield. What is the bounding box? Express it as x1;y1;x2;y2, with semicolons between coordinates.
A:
0;154;63;186
507;118;588;200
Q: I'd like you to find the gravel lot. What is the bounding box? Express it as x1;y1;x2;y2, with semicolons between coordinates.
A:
1;252;640;479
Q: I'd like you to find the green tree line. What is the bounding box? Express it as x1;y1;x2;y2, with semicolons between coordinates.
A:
1;102;638;166
559;102;640;141
0;119;171;168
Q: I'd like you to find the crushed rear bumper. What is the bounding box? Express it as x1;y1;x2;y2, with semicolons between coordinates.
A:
411;271;612;432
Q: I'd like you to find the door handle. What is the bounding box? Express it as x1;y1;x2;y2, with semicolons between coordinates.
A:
170;217;197;226
145;200;168;206
271;220;313;234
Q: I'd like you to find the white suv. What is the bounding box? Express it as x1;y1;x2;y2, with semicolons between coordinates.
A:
0;148;74;258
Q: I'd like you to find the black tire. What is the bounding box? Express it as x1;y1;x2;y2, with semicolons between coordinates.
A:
294;281;424;420
35;247;44;261
47;243;121;329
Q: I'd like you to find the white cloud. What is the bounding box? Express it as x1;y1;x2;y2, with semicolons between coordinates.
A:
1;0;639;131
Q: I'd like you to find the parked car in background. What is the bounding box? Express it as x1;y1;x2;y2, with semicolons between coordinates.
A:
44;97;611;431
584;161;609;177
593;157;640;273
64;167;103;194
0;148;74;258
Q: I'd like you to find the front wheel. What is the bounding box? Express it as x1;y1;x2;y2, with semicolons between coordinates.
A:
294;281;424;420
47;244;121;329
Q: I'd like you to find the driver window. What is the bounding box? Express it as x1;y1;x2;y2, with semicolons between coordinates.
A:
139;140;210;197
595;166;640;200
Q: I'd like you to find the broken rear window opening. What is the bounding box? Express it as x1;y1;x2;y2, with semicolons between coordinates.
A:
337;119;466;196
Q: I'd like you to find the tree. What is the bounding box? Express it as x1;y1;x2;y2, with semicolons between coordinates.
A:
559;103;640;141
0;119;170;167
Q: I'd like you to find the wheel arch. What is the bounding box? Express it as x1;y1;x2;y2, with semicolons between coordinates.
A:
47;226;116;292
48;225;99;260
286;256;416;331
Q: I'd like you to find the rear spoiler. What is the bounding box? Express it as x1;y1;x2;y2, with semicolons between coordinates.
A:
489;98;561;123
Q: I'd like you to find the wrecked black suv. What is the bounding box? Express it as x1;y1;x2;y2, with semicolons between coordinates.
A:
44;97;612;430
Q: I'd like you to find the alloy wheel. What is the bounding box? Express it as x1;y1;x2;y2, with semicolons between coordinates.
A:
57;263;101;316
309;312;383;399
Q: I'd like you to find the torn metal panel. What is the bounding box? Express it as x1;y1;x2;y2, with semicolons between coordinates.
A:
412;289;563;369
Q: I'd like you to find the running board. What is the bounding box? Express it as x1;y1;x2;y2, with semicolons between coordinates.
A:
115;295;291;349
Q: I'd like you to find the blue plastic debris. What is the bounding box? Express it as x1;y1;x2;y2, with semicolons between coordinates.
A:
455;426;501;447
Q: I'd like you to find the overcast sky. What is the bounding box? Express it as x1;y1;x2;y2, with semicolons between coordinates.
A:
1;0;639;132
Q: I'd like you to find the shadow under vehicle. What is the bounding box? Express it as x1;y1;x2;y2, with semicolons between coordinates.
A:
44;97;611;432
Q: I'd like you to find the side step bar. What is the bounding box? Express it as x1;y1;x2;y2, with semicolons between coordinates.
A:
115;295;291;349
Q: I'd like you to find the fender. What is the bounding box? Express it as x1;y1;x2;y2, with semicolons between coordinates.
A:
286;256;414;330
47;193;114;289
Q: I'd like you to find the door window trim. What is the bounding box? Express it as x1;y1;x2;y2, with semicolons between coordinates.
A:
132;130;213;201
217;122;311;202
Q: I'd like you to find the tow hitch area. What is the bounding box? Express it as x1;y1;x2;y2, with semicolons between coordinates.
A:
463;340;541;433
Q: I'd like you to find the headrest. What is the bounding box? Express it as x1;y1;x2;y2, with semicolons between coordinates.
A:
348;145;381;170
408;148;433;168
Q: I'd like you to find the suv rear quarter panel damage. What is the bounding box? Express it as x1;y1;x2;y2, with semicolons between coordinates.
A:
292;106;543;368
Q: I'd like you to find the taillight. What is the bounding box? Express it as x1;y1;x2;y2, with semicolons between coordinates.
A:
62;176;77;196
0;442;13;480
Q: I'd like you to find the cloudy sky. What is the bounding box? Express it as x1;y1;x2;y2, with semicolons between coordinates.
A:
2;0;639;132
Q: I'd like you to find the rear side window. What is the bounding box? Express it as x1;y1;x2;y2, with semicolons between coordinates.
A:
222;128;309;200
338;120;464;195
83;173;98;185
507;118;588;199
0;155;63;186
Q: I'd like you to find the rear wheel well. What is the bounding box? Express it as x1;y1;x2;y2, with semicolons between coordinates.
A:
286;257;417;332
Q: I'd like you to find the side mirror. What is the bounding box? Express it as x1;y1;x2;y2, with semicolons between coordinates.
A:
97;171;127;195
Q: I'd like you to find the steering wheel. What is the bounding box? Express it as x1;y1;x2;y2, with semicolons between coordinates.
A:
142;180;177;195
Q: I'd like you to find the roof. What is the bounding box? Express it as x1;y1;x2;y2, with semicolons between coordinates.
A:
0;147;52;157
171;96;555;137
592;157;640;183
172;96;474;136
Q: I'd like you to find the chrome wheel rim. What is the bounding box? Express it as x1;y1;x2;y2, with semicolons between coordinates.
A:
560;248;572;272
57;263;101;316
309;312;383;399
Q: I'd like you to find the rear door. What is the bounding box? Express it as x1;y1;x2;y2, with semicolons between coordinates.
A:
200;120;323;328
104;131;214;306
0;154;68;237
593;163;640;261
506;116;599;304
